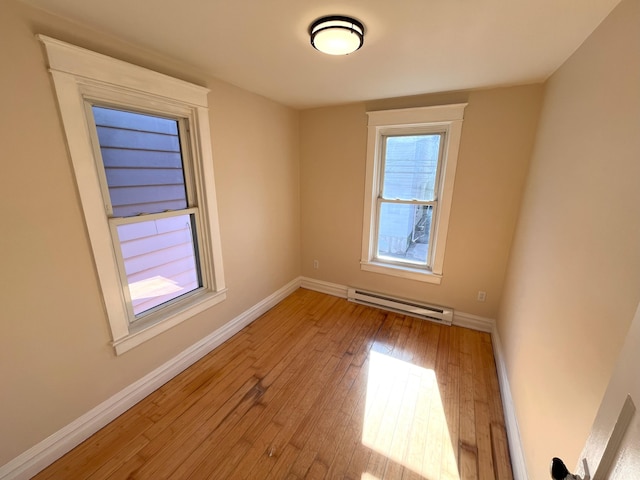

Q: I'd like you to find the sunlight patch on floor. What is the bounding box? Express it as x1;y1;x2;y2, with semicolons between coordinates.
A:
362;351;460;479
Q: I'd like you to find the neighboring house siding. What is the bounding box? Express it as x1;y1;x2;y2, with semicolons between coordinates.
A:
94;107;187;217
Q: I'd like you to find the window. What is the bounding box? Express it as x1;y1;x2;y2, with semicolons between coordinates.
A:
39;36;226;354
92;106;203;317
361;104;466;284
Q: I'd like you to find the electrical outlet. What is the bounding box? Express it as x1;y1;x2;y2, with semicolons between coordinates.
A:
313;260;319;269
477;291;487;302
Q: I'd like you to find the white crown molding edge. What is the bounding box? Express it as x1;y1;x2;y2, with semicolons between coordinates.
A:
0;277;301;480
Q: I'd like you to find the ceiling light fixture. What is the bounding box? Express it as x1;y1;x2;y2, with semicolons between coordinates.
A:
309;15;365;56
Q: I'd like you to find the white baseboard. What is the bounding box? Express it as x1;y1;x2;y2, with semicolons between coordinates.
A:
491;325;529;480
0;278;301;480
453;310;495;332
300;277;348;298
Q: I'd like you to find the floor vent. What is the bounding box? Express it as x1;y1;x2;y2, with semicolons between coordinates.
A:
347;288;453;326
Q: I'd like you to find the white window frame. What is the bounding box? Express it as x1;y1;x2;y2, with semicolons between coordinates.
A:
39;35;227;355
361;104;467;284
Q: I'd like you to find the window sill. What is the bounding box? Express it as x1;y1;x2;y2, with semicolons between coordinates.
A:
360;261;443;284
112;288;227;355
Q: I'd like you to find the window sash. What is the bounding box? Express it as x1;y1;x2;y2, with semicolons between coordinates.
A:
379;133;444;203
373;132;445;269
98;113;187;216
85;102;198;217
109;209;204;321
87;103;207;324
374;198;438;269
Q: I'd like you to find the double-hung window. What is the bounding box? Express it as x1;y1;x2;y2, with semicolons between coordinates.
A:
91;106;203;317
361;104;466;284
39;36;226;354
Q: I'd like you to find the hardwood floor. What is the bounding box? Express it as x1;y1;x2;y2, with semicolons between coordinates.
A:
34;288;512;480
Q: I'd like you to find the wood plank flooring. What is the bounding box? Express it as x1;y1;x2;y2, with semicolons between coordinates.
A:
33;288;512;480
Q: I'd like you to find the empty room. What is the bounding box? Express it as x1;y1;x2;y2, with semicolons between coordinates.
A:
1;0;639;479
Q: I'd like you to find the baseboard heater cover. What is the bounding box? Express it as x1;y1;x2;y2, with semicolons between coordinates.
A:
347;288;453;325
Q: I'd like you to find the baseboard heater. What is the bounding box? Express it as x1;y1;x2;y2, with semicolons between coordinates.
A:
347;288;453;326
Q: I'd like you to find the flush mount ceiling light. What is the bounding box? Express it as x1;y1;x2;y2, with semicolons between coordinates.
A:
309;15;365;56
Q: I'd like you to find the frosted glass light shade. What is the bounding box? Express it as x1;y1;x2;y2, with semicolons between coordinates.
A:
309;16;365;55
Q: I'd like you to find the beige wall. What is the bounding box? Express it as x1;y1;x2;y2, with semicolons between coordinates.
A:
300;85;543;318
497;0;640;477
4;0;638;474
0;0;300;465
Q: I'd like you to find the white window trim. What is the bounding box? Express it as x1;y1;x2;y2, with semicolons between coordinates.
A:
39;35;227;355
360;104;467;284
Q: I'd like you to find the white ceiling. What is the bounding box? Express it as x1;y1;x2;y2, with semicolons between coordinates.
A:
22;0;621;109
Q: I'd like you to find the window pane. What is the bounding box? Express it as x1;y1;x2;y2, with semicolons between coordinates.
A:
377;203;432;266
93;106;188;217
116;214;201;316
382;135;441;201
